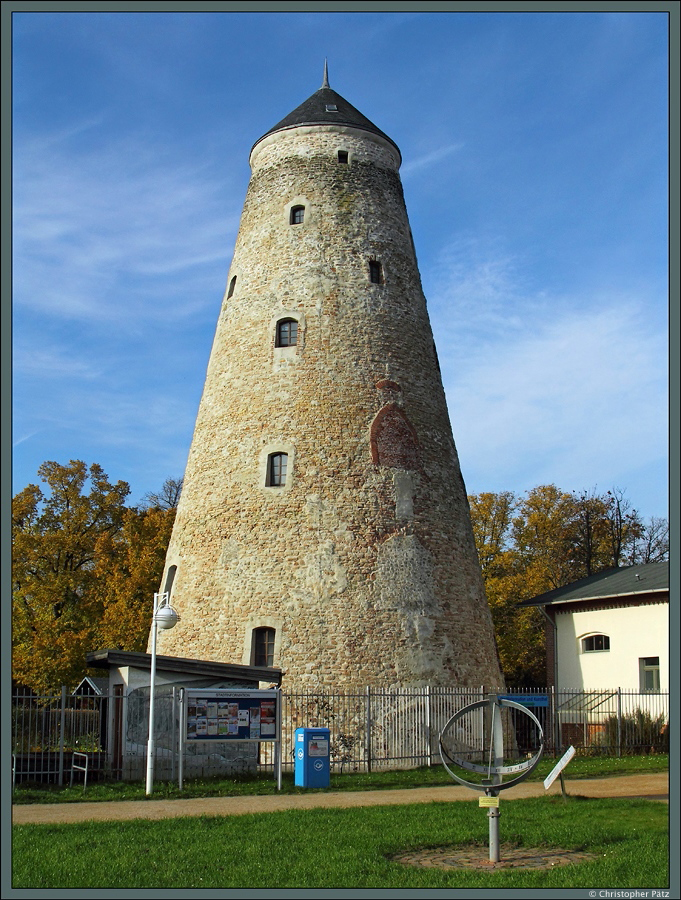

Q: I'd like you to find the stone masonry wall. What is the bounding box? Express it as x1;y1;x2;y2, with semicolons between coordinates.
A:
153;122;504;691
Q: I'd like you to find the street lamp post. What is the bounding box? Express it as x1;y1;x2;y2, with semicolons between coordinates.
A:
145;591;178;795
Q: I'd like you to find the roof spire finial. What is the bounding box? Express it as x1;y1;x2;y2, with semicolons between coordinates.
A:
322;59;330;89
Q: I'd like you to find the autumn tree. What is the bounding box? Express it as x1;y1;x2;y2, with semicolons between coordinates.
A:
568;489;613;577
603;487;644;567
12;461;130;691
628;515;669;564
511;485;580;591
12;461;176;692
468;490;542;685
140;477;183;511
469;491;517;580
468;483;661;687
95;504;176;653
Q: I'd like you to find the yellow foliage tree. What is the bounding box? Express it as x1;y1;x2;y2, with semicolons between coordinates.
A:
469;484;647;687
469;490;552;686
12;461;176;692
96;505;176;651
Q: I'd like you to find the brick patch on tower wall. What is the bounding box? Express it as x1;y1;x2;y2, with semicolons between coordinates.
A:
370;402;421;470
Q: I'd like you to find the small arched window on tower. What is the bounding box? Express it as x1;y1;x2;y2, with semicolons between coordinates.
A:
369;260;383;284
275;318;298;347
227;276;237;298
267;452;288;487
290;205;305;225
252;627;276;667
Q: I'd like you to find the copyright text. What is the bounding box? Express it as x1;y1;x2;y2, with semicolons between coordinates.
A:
588;892;669;898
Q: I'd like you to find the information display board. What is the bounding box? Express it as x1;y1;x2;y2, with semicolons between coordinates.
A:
184;689;279;742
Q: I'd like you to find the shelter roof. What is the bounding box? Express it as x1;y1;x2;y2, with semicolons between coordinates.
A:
87;649;283;686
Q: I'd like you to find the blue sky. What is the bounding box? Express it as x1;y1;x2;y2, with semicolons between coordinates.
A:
11;9;670;521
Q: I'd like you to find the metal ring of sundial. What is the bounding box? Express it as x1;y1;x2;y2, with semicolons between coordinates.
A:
439;696;544;792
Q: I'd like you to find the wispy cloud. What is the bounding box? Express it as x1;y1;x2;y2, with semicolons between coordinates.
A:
442;303;667;495
12;344;105;380
401;142;464;177
427;238;668;508
427;235;532;341
15;371;198;466
12;430;43;449
13;127;239;327
11;11;668;518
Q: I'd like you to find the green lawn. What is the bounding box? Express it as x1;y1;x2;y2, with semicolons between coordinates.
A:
11;753;669;805
12;796;668;889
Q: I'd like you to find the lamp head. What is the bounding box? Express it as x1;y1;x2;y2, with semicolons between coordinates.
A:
155;605;179;630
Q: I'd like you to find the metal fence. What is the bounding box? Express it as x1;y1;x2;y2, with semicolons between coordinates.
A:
264;686;493;773
554;688;669;757
12;686;111;785
11;685;669;786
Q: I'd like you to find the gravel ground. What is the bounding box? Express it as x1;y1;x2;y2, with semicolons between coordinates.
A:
12;772;668;826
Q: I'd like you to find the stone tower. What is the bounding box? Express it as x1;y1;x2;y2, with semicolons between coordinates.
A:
153;69;504;691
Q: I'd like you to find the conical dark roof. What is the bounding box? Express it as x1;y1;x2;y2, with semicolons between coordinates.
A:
252;68;400;159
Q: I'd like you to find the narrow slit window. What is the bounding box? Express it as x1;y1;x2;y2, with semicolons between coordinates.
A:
227;276;237;298
267;452;288;487
276;318;298;347
338;150;348;164
163;565;177;598
369;260;382;284
253;627;276;667
290;205;305;225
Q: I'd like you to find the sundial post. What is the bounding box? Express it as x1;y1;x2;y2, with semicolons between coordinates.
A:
485;696;504;862
439;695;544;865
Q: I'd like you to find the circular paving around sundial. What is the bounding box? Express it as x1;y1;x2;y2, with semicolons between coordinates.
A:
390;843;598;870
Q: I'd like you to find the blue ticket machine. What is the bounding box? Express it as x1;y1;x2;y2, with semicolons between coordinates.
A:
294;727;331;788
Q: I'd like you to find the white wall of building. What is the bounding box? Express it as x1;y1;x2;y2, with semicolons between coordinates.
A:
555;601;668;691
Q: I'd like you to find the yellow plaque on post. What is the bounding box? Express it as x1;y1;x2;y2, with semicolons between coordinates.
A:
479;796;500;807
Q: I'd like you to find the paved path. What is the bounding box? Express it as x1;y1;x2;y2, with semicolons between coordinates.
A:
12;773;668;825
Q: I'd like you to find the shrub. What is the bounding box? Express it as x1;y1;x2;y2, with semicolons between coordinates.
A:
600;709;668;755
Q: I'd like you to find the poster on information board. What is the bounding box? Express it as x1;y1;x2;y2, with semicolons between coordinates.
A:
185;689;279;742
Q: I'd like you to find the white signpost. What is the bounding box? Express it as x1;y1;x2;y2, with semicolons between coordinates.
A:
543;745;576;797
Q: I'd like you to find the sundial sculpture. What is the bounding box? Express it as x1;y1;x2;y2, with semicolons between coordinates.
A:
439;695;544;863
